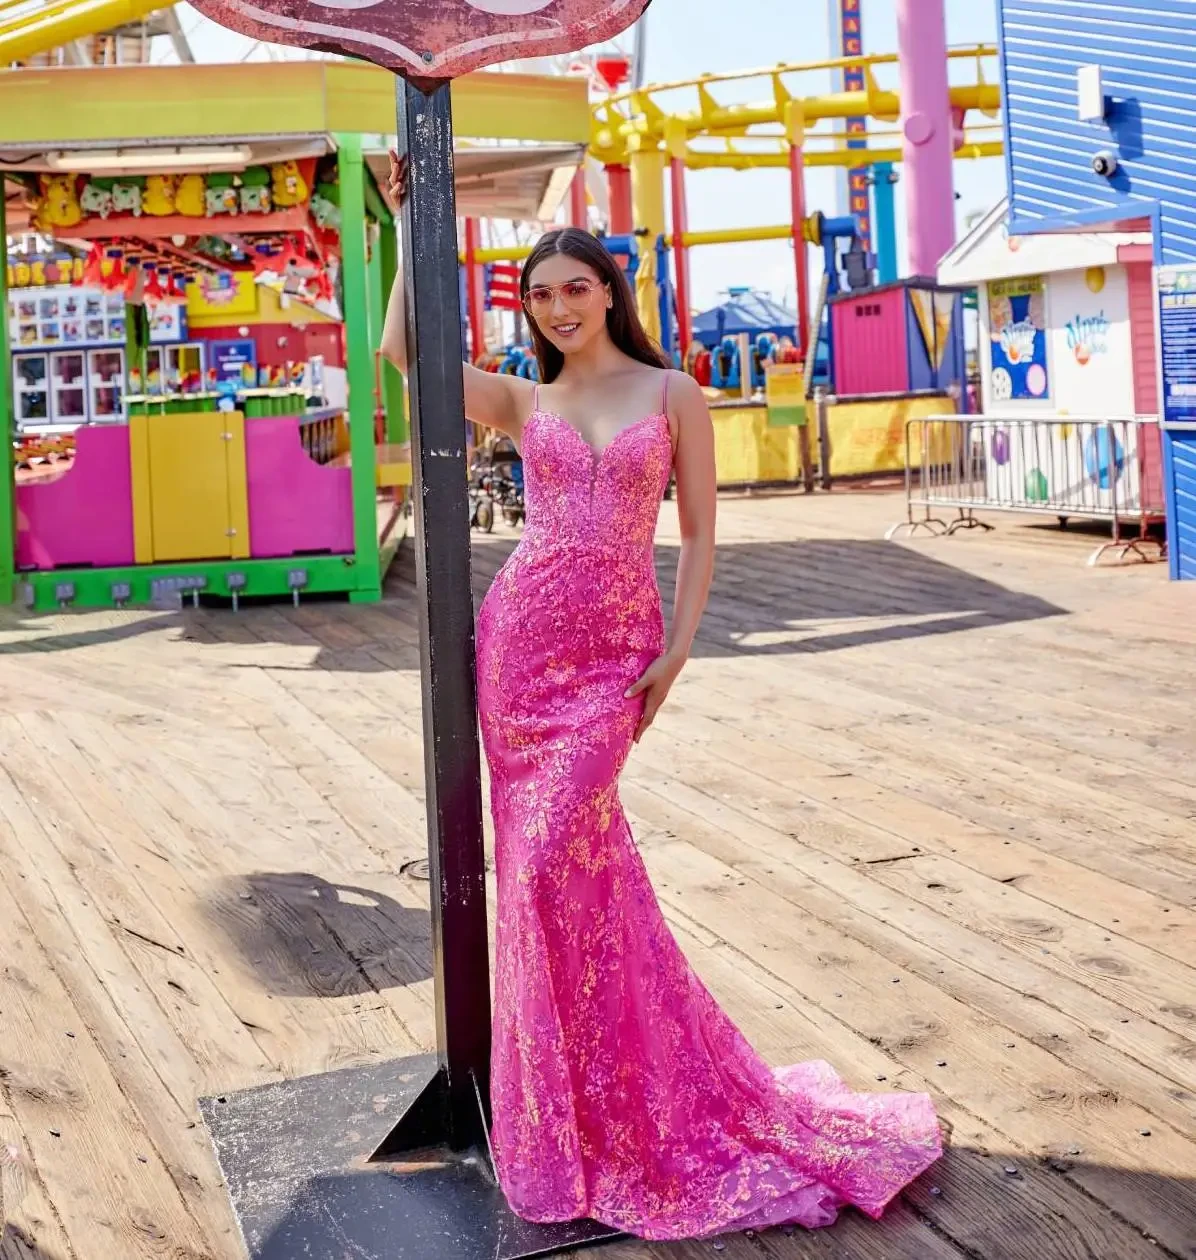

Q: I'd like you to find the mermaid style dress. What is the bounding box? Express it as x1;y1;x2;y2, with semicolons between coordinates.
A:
474;382;941;1241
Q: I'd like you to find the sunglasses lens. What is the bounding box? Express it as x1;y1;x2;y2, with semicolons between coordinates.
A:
523;281;600;314
562;281;595;308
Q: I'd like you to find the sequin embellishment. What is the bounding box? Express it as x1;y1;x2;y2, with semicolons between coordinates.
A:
475;403;941;1240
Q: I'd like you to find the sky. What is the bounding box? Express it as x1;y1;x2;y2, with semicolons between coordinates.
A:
174;0;1006;311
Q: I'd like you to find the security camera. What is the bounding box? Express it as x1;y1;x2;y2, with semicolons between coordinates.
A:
1092;150;1119;178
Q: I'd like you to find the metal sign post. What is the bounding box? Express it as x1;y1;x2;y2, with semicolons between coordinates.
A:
186;2;652;1256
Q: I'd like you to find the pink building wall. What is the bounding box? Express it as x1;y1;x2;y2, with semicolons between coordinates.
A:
1125;259;1165;510
831;288;907;396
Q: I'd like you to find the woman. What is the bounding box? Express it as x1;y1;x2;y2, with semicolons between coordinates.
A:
381;153;941;1242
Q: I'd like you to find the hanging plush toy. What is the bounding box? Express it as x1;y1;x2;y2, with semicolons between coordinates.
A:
34;173;84;230
205;173;239;216
124;254;145;300
111;180;143;217
239;166;272;214
176;173;206;217
143;264;165;304
80;180;115;220
82;244;105;287
101;246;126;292
270;160;309;207
143;174;178;216
310;183;341;230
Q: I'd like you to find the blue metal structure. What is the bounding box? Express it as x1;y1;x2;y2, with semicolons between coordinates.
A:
997;0;1194;261
997;0;1196;577
871;162;899;284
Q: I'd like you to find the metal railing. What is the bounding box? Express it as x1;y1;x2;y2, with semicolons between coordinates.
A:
886;414;1167;566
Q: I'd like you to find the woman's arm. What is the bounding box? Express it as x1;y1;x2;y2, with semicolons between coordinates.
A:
379;153;533;439
626;370;717;741
664;371;717;661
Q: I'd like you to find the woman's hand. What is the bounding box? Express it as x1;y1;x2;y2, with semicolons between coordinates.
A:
625;652;685;743
388;149;408;205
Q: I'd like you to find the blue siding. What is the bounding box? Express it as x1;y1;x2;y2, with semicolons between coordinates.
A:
1163;431;1196;579
998;0;1196;263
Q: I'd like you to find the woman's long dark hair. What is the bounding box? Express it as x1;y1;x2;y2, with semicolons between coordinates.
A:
520;228;669;383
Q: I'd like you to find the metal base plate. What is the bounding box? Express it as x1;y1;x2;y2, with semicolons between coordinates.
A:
199;1054;624;1259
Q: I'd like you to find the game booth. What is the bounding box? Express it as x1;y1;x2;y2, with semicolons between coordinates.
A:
936;198;1165;527
1;60;592;612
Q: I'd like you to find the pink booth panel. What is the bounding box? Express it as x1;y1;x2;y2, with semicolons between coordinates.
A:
245;417;354;558
15;425;135;571
831;287;909;396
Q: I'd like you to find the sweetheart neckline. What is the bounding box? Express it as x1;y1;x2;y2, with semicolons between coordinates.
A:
526;409;671;467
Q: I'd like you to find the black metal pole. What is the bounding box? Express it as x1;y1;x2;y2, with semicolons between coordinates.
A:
372;76;492;1157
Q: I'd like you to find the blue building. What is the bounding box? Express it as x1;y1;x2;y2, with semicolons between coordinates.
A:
997;0;1196;576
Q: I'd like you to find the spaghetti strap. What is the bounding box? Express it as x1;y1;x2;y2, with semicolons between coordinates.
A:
532;384;540;412
661;371;669;415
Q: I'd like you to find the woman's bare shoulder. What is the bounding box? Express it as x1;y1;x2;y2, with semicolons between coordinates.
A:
664;368;707;409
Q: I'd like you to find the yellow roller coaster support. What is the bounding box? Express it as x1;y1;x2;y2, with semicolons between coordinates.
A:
591;45;1002;168
0;0;167;64
682;138;1002;171
629;140;666;241
463;220;832;265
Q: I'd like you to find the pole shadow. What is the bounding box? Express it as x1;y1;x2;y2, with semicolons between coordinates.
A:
204;871;431;998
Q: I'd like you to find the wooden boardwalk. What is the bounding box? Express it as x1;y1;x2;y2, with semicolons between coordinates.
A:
1;491;1193;1260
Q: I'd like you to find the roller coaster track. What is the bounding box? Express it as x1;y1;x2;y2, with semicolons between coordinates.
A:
592;43;1003;170
0;0;169;67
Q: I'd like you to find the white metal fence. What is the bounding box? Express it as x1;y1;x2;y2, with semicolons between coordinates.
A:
886;414;1167;566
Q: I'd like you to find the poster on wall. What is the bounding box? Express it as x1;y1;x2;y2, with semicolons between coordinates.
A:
1049;264;1134;417
1157;265;1196;425
988;275;1049;402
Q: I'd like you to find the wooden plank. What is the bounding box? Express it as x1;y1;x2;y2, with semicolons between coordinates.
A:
57;708;434;1073
654;656;1196;904
641;837;1196;1257
0;1101;78;1260
621;774;1196;1132
0;836;214;1256
646;670;1196;954
664;922;1167;1260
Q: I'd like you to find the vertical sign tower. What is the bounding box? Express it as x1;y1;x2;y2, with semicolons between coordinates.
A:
837;0;871;252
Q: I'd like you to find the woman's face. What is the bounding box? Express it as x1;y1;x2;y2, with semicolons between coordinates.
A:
524;254;610;358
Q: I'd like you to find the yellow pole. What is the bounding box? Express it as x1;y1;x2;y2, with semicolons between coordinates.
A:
462;223;844;263
460;243;535;265
0;0;165;63
628;138;666;239
665;225;796;247
628;137;666;342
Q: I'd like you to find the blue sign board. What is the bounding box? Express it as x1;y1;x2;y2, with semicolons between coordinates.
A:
1157;266;1196;424
210;338;257;385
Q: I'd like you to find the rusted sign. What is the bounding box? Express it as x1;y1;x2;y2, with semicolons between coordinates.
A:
187;0;652;82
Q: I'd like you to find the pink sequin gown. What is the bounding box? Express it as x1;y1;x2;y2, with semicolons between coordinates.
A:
475;388;942;1241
